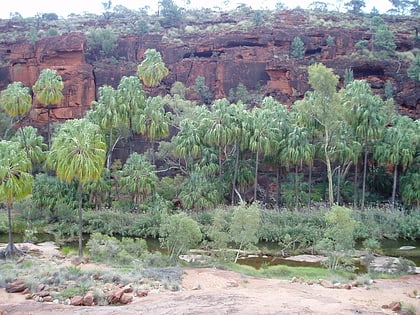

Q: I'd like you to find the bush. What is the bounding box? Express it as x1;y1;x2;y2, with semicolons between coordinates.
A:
159;213;202;261
86;232;148;264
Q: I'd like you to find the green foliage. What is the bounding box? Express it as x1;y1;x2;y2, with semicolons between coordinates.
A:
407;53;420;82
33;69;64;106
384;80;394;99
343;68;354;87
159;213;202;261
159;0;185;28
258;209;325;251
0;82;32;117
230;202;261;262
326;35;334;46
290;36;305;59
86;27;118;59
316;206;357;270
355;40;369;54
192;76;213;104
345;0;366;14
373;25;396;52
354;208;420;240
87;232;148;264
137;49;169;87
118;152;158;206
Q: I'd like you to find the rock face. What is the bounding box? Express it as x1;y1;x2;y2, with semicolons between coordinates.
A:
0;11;418;134
0;32;95;131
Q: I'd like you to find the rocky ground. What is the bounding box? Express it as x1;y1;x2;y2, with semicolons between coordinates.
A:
0;243;419;315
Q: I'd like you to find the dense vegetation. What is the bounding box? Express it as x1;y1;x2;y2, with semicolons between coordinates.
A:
0;1;419;267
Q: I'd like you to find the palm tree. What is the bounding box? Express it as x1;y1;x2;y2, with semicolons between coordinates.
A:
116;76;146;152
280;124;314;209
0;81;32;117
88;85;126;169
137;48;169;87
119;152;158;206
0;140;33;258
11;126;47;169
344;80;391;210
245;105;279;202
374;115;417;210
47;119;106;257
33;69;64;148
133;96;170;164
0;82;33;157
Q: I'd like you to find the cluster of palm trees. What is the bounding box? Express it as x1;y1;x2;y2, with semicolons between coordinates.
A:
0;50;418;258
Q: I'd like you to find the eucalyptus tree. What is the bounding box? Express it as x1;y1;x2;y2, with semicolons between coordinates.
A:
0;81;33;156
47;119;106;257
119;152;158;207
33;69;64;148
137;48;169;87
0;140;33;258
133;96;170;164
294;63;343;207
373;115;417;210
343;80;392;210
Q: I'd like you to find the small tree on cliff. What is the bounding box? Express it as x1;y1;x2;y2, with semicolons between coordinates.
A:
137;49;169;87
290;36;304;59
33;69;64;149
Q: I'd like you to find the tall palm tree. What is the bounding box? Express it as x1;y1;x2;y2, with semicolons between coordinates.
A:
116;76;146;152
280;125;314;209
0;140;33;258
88;85;126;169
133;96;170;164
137;48;169;87
47;119;106;257
33;69;64;148
343;80;391;210
0;82;33;157
245;105;278;202
374;115;417;210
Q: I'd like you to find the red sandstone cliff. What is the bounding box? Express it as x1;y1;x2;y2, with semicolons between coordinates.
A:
0;10;418;131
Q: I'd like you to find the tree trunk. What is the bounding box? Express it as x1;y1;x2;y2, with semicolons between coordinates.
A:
276;162;281;208
294;165;299;210
308;162;312;209
5;202;22;258
353;162;358;209
231;143;240;205
254;151;259;202
391;164;398;211
324;132;334;207
336;166;341;205
361;144;368;211
78;182;83;258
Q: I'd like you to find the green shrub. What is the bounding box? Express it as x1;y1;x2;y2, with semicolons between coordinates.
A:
159;213;202;262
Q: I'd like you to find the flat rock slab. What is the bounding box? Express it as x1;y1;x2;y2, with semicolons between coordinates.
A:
285;255;328;263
